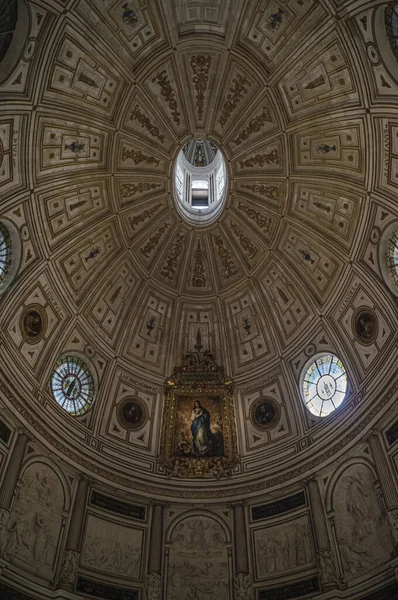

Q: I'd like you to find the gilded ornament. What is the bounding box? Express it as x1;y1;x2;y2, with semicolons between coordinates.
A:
190;55;211;121
159;331;239;478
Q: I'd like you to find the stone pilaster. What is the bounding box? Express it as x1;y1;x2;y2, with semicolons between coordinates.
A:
307;478;338;589
58;477;89;589
0;431;29;549
232;503;253;600
145;502;165;600
368;432;398;548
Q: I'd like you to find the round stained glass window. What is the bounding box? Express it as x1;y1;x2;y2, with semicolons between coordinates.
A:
51;355;95;416
0;222;12;283
387;228;398;288
301;354;348;418
385;3;398;61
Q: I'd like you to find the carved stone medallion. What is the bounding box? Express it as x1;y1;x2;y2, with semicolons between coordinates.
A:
353;309;377;344
117;397;147;430
250;398;279;429
20;305;47;343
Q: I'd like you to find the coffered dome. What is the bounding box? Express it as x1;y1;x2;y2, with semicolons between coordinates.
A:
3;2;398;599
1;0;398;501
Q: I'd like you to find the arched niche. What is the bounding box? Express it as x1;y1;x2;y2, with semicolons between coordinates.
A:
165;511;232;600
327;459;393;582
0;0;30;85
2;457;70;581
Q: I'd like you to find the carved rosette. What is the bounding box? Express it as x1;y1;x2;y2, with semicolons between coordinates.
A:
145;571;162;600
318;548;337;588
234;572;253;600
0;507;10;549
58;549;80;588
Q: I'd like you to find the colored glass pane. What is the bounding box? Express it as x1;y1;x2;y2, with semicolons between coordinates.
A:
385;4;398;60
51;356;94;416
302;354;347;417
388;229;398;288
0;222;12;283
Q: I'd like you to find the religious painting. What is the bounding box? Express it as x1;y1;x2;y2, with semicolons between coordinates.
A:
353;309;377;344
21;305;47;343
117;398;147;430
250;398;279;430
173;395;224;458
159;331;238;478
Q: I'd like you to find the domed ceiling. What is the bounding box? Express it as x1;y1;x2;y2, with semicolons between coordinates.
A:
1;0;398;499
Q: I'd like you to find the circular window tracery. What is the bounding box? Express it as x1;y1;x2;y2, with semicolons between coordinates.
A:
301;353;348;418
0;222;12;283
385;3;398;61
387;227;398;288
51;355;95;416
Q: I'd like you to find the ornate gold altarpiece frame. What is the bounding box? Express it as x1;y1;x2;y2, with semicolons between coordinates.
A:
159;332;239;478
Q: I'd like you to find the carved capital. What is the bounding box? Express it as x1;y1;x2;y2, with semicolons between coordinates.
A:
18;427;33;441
364;429;377;443
145;571;162;600
318;548;338;588
58;549;80;588
234;572;253;600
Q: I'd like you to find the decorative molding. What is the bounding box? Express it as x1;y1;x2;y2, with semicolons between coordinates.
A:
190;55;211;121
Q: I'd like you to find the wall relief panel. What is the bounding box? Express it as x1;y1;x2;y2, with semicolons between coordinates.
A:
332;463;393;581
166;515;231;600
2;461;66;580
253;514;315;580
81;513;144;580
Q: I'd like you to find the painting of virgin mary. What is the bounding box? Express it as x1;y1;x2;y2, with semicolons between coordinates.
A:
173;395;224;458
191;400;215;456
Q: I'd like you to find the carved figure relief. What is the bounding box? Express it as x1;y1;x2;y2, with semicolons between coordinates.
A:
81;515;143;578
2;463;65;579
167;515;230;600
333;464;393;580
254;516;314;579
